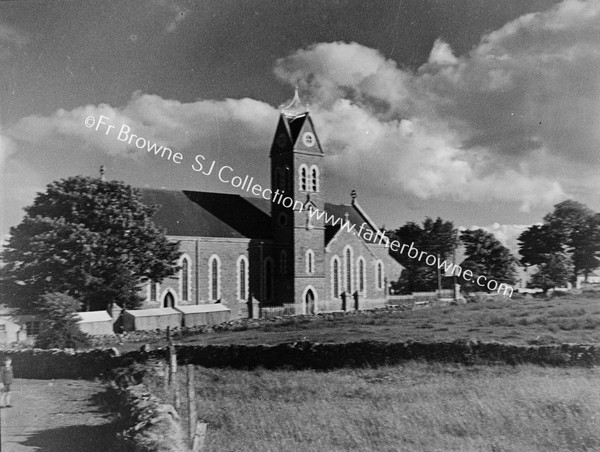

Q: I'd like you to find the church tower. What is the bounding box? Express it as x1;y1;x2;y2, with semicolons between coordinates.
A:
269;89;325;312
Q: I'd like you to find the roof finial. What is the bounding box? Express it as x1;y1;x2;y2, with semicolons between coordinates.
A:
99;165;105;181
280;86;308;118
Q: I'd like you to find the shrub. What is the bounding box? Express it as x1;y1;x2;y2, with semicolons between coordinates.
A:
34;292;90;349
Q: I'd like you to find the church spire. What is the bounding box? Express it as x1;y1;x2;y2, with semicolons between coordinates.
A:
280;86;308;118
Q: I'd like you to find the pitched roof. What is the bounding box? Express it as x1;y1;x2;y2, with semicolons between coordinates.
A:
323;202;379;245
76;311;112;323
139;188;272;239
139;188;380;247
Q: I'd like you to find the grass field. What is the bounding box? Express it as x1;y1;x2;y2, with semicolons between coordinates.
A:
138;293;600;350
148;362;600;452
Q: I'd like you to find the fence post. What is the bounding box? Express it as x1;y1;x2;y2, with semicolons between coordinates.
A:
191;421;207;452
168;344;180;410
187;364;197;444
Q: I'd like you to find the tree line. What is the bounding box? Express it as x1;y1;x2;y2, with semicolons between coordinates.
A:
388;200;600;295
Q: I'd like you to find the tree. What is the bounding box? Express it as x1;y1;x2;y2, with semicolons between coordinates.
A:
0;176;180;312
460;229;517;292
570;213;600;281
34;292;90;349
518;224;563;267
519;200;600;284
390;217;458;293
529;255;572;295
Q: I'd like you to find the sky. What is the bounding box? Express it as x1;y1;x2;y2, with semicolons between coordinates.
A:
1;0;599;253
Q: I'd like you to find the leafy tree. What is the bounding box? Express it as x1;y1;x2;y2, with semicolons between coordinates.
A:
519;200;600;283
390;217;458;292
459;229;517;292
0;176;180;312
34;292;90;349
518;224;563;267
543;200;594;241
570;213;600;281
529;255;572;295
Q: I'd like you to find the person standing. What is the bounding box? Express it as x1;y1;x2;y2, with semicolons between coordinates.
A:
1;357;14;408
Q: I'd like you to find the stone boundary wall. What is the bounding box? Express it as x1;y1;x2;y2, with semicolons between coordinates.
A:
171;340;599;369
2;340;599;380
1;348;119;379
112;382;187;452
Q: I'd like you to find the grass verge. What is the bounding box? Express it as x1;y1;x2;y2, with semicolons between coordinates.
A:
146;362;600;452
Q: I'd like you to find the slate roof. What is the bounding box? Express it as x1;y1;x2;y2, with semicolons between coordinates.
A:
139;188;380;246
139;189;272;239
323;202;378;245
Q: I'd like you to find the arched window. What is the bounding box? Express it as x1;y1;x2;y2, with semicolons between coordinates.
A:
310;165;319;192
179;255;191;301
264;258;273;300
357;257;366;294
306;249;314;274
149;281;159;302
208;255;221;301
377;261;384;290
237;256;248;301
344;246;353;293
299;164;308;191
331;256;340;298
305;203;315;230
280;250;287;274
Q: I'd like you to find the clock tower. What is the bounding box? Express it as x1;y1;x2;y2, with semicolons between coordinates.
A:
269;89;325;311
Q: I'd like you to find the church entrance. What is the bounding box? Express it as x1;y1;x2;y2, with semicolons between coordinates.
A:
163;292;175;308
305;289;315;315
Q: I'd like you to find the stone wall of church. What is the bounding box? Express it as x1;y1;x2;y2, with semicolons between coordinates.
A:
325;230;391;303
140;236;251;319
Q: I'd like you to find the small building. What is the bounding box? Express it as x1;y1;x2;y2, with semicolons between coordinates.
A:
0;307;41;345
0;314;24;345
76;311;114;336
122;307;182;331
175;303;230;327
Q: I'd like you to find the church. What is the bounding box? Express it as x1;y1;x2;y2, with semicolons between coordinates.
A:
139;91;402;318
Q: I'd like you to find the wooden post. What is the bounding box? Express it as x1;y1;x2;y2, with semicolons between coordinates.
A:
191;422;207;452
168;344;179;409
168;344;177;383
187;364;197;443
163;361;169;392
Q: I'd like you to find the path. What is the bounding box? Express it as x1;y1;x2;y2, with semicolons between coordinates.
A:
0;379;120;452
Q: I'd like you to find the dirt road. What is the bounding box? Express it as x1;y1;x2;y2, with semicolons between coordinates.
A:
0;379;119;452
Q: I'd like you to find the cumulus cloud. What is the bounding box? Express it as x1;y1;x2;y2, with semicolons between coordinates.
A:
0;23;29;59
467;223;535;255
5;0;598;216
7;92;279;164
273;0;600;211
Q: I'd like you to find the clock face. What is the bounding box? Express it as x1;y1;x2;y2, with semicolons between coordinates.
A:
302;131;316;147
277;133;287;148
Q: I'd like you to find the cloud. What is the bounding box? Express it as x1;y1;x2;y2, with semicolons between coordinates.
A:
0;23;29;59
273;0;600;210
6;92;279;164
428;39;458;66
0;130;16;175
467;223;535;255
152;0;189;33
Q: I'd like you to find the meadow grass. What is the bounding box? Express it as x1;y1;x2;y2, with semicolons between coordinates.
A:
149;362;600;452
161;294;600;348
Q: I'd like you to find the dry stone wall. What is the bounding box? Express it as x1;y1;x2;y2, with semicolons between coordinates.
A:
2;340;598;380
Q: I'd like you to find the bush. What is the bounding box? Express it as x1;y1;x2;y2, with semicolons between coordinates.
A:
34;292;90;349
